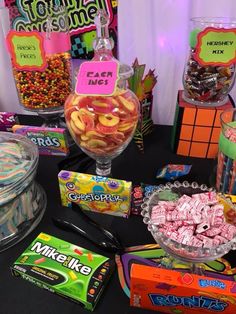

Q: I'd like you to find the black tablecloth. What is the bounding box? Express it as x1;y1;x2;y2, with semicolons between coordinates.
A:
1;117;224;314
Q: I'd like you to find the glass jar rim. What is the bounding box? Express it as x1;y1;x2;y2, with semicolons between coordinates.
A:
190;17;236;25
220;108;236;127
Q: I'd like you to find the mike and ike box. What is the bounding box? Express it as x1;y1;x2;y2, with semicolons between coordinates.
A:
130;264;236;314
11;233;115;311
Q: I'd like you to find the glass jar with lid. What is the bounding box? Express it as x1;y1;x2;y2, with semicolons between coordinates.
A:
183;17;236;106
65;10;139;176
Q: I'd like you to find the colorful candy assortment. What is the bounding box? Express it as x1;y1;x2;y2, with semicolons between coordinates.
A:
13;52;71;110
65;89;139;156
0;135;44;246
0;182;43;241
150;192;236;248
183;51;235;103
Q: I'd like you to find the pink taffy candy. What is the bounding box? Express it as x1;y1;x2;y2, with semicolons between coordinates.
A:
188;236;203;247
214;235;228;244
196;222;210;234
192;191;218;205
203;227;221;237
196;234;214;248
220;223;236;240
151;206;166;225
166;209;187;221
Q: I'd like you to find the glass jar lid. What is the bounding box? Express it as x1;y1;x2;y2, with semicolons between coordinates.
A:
0;132;38;205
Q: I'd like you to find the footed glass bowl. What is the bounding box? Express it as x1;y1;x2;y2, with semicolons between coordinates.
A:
141;181;236;264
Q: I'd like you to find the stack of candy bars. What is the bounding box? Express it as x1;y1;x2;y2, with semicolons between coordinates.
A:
151;192;236;248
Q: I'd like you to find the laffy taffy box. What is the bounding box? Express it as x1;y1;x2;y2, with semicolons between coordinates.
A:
130;264;236;313
58;171;132;218
11;233;115;311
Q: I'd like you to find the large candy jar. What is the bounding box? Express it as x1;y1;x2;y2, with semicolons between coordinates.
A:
0;132;46;251
65;10;139;176
183;18;236;106
5;5;72;127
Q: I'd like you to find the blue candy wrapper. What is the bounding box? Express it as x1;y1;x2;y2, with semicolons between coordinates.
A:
156;164;192;180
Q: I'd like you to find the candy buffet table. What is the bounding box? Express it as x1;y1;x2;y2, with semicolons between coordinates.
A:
1;116;232;314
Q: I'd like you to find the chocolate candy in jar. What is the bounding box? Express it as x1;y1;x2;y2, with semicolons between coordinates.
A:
0;132;46;252
183;17;236;106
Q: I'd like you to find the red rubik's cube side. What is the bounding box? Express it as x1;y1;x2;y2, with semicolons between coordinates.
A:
171;91;235;159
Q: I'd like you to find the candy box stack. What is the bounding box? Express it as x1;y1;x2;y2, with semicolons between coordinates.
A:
171;90;235;158
130;264;236;314
11;233;115;311
58;171;132;218
0;132;46;252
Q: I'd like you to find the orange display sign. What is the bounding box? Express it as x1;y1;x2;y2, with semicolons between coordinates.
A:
130;264;236;313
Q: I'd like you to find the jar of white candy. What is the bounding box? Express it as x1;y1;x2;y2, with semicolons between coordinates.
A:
0;132;46;251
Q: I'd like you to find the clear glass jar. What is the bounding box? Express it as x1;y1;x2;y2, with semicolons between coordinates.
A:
216;108;236;194
183;17;236;106
0;132;46;251
5;5;72;126
64;10;139;176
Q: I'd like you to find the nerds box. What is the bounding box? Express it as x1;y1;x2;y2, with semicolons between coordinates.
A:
130;264;236;314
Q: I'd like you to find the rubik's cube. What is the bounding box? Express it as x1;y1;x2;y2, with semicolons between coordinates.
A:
171;91;235;158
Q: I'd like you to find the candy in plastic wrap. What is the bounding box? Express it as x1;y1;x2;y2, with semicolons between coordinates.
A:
156;164;192;180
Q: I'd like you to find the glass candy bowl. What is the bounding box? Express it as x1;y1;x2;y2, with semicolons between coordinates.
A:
64;10;139;176
0;132;46;251
141;181;236;264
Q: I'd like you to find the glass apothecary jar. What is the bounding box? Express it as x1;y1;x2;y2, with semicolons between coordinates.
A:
0;132;46;252
4;5;72;127
64;10;139;176
183;17;236;106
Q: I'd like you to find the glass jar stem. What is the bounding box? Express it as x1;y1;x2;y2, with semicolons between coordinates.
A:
96;159;112;176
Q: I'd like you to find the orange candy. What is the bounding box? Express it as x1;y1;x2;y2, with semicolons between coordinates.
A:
65;89;139;156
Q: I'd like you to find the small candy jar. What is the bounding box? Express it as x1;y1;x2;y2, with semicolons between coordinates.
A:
64;10;139;176
0;132;46;252
216;108;236;194
183;17;236;106
5;5;72;127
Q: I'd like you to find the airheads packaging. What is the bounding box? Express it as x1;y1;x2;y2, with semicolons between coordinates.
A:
130;264;236;314
11;233;115;311
58;171;132;218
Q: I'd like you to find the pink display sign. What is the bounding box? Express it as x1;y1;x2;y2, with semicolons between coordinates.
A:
40;32;71;54
75;61;119;96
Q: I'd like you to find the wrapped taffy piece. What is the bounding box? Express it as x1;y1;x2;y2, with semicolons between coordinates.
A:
64;10;139;176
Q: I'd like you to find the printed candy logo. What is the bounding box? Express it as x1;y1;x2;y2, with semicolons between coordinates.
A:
67;192;123;202
149;294;228;311
12;0;113;35
199;279;226;290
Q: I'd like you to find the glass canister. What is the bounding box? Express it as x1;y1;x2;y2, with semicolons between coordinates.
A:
0;132;46;252
216;108;236;194
64;10;139;176
183;17;236;106
5;5;72;126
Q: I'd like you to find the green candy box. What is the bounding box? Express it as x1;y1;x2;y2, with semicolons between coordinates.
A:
11;233;115;311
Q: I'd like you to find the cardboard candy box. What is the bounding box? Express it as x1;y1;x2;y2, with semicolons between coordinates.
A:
130;264;236;314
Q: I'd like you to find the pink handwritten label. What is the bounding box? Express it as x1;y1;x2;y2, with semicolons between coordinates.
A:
75;61;119;96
